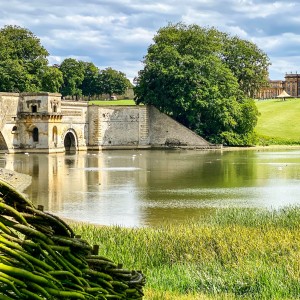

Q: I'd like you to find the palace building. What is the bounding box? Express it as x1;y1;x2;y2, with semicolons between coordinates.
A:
256;73;300;99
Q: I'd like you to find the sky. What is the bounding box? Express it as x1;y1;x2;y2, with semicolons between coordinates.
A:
0;0;299;82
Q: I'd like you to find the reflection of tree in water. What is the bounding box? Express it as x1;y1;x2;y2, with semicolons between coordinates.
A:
143;150;258;189
139;150;259;210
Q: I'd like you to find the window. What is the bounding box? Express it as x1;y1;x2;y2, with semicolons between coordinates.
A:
52;126;58;145
31;105;37;113
33;127;39;142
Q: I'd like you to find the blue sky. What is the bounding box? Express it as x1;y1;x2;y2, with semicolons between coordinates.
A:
0;0;299;82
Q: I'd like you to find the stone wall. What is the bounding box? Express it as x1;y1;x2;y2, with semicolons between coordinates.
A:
0;92;217;152
87;105;215;149
149;106;212;148
88;106;146;149
0;93;19;150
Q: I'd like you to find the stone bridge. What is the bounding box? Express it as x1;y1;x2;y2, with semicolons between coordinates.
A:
0;92;218;153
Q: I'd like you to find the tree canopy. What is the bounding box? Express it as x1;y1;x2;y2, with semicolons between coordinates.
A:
0;25;49;92
80;62;99;99
0;25;132;97
41;66;64;93
59;58;85;99
134;23;269;145
96;67;132;99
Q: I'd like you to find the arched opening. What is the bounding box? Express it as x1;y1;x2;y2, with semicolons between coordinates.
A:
64;132;76;152
53;105;57;113
52;126;58;146
32;127;39;142
12;126;17;133
0;132;8;151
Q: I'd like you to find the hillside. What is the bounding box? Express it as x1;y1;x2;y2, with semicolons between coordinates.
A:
255;98;300;144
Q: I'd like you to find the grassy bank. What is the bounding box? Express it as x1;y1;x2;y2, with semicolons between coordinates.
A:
71;207;300;299
255;98;300;145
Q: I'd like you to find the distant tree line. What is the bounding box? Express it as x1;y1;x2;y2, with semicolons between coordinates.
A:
0;25;132;99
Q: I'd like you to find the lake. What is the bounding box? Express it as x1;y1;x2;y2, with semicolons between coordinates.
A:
1;148;300;227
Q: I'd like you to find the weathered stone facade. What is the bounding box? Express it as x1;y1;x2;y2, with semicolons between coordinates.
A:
284;73;300;97
256;73;300;99
256;80;284;99
0;92;217;153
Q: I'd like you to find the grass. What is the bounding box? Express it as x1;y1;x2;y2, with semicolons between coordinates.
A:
255;98;300;145
89;99;136;106
71;207;300;299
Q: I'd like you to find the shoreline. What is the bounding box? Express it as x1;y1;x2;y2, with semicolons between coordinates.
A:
222;145;300;151
0;168;32;193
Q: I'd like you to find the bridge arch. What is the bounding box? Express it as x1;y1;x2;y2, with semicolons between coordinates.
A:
63;129;78;152
0;132;8;151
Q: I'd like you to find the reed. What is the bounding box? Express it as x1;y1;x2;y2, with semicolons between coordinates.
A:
71;206;300;299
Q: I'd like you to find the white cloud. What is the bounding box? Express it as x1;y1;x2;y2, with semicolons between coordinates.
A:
268;56;300;79
232;1;296;18
0;0;300;81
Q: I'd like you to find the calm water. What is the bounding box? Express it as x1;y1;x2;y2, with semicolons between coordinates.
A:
1;149;300;227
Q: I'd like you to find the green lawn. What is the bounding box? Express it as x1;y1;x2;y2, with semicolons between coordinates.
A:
89;99;136;106
255;98;300;144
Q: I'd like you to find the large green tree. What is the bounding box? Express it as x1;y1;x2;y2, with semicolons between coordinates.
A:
221;35;270;98
0;25;49;92
134;23;266;145
80;62;99;99
59;58;85;99
41;66;63;93
96;67;132;99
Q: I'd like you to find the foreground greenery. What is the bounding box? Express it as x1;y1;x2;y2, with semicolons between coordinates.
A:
71;207;300;299
255;98;300;145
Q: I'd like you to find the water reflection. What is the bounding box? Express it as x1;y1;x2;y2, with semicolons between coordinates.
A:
1;149;300;227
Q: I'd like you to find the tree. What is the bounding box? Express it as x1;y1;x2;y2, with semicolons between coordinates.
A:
0;25;49;92
97;67;132;99
221;35;270;98
134;23;266;145
59;58;85;99
0;59;29;92
80;62;99;99
41;66;63;93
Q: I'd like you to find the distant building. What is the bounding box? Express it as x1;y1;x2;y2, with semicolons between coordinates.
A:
256;80;284;99
256;73;300;99
284;73;300;97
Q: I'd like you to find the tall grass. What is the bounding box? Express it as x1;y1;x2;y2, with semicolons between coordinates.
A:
71;207;300;299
